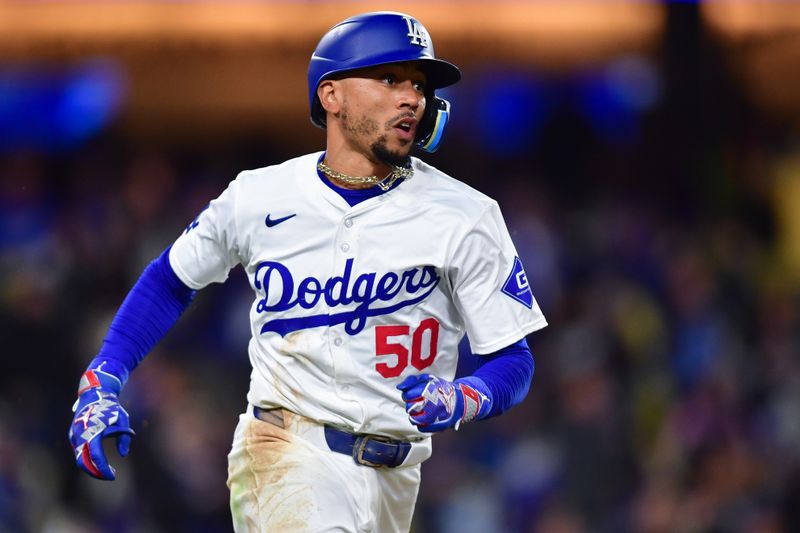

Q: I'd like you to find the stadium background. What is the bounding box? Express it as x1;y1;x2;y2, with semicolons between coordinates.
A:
2;1;800;531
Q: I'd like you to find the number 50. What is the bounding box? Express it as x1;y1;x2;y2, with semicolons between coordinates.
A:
374;318;440;378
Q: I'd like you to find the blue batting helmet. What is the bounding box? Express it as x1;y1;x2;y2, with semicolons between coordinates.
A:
308;11;461;152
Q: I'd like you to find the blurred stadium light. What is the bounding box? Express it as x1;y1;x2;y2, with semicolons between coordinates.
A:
0;1;665;147
702;1;800;121
0;59;125;152
4;1;799;150
470;71;547;156
604;55;661;114
576;54;661;143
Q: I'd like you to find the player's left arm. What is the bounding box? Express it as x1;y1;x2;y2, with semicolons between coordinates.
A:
397;337;533;432
398;200;544;433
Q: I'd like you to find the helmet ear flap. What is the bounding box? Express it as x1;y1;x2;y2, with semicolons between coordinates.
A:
312;96;327;128
415;97;451;153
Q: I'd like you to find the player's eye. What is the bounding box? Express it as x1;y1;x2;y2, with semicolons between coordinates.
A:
382;74;396;85
414;81;426;93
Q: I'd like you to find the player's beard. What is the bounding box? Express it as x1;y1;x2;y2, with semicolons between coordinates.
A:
341;103;411;169
374;112;414;168
371;136;411;169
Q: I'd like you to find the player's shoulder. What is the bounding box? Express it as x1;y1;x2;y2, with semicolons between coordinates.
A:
409;157;498;212
233;152;321;187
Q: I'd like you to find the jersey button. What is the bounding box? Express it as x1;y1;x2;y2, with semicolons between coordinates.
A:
344;219;353;228
342;384;351;391
341;243;350;252
333;337;343;347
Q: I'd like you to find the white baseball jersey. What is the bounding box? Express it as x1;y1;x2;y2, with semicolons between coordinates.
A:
169;152;546;440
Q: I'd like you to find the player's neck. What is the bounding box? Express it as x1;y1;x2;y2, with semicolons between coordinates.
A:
323;143;393;186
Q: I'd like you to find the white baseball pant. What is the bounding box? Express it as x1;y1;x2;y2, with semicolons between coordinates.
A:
227;407;427;532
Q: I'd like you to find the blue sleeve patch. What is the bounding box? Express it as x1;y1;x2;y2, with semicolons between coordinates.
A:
501;256;533;309
184;204;208;234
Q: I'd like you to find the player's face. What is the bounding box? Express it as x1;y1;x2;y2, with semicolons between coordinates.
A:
337;63;427;167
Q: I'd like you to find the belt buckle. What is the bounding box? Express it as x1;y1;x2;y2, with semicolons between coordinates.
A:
353;435;394;468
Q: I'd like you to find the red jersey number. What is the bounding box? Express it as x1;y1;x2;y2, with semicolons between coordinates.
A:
375;318;440;378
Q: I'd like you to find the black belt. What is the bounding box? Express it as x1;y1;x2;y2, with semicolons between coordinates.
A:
253;405;411;468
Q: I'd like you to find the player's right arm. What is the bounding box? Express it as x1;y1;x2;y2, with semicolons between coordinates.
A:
69;178;241;480
68;246;196;479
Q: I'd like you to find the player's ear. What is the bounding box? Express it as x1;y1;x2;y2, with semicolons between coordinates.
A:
317;80;341;116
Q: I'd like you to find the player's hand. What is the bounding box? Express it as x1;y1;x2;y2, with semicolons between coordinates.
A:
68;366;135;480
397;374;490;432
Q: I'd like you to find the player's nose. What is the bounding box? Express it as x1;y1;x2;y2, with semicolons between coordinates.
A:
396;81;422;111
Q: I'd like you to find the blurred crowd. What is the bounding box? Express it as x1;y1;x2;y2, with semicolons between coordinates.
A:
2;113;799;533
3;9;800;533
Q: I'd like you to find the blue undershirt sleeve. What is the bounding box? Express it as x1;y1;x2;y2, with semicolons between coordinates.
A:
458;337;534;420
86;246;196;387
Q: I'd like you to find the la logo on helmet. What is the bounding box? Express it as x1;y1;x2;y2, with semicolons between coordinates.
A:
403;16;429;47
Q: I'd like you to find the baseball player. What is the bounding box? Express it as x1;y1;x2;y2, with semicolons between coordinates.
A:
69;11;546;532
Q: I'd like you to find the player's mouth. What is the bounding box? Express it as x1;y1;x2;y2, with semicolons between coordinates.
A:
392;117;417;142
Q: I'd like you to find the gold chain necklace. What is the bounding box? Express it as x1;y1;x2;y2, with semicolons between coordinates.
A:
317;160;413;192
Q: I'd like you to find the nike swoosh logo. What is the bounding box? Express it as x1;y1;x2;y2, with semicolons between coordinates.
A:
265;213;297;228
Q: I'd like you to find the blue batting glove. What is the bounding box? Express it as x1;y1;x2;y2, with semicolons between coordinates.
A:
68;364;135;480
397;374;491;432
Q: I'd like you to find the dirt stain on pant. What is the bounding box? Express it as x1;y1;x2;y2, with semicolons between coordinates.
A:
229;416;316;532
